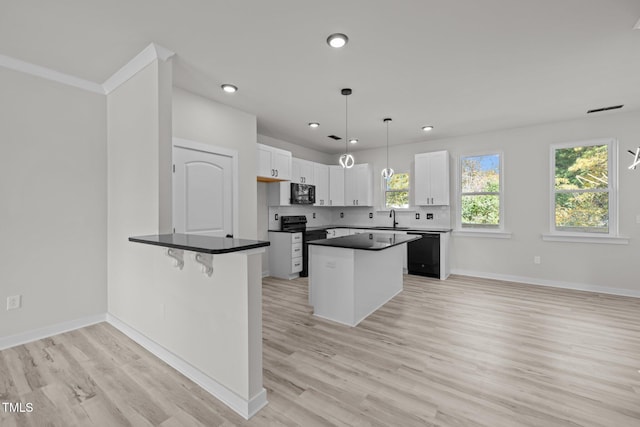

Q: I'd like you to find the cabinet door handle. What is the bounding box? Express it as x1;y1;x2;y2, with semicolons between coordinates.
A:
275;169;279;177
271;169;274;177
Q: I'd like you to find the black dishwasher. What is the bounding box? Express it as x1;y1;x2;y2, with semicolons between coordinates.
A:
407;232;440;278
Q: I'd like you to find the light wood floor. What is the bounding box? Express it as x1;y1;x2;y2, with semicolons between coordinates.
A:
2;275;640;426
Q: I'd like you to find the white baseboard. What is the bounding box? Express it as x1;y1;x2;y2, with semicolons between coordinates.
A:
0;313;107;351
451;269;640;298
106;314;267;420
262;270;270;278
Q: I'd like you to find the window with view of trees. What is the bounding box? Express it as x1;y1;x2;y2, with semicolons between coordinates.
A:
460;153;502;228
552;140;615;234
385;173;409;209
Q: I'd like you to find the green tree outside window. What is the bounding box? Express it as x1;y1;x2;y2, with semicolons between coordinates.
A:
385;173;409;209
460;154;501;227
554;144;609;233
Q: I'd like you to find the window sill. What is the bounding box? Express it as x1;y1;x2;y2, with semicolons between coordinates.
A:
453;230;512;239
541;233;629;245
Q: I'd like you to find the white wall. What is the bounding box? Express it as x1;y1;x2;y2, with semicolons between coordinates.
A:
346;110;640;294
0;67;107;338
173;88;258;239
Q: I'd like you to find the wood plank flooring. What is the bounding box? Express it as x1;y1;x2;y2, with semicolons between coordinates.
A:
2;274;640;426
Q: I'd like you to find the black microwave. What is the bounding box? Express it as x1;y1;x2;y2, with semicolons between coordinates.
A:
290;183;316;204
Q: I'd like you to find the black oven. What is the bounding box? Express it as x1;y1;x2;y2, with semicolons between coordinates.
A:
290;183;316;205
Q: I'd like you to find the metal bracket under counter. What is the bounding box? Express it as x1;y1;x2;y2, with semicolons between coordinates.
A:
130;233;270;278
166;248;213;277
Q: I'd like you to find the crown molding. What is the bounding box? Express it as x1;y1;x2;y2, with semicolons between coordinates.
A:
0;42;174;95
102;42;175;94
0;53;105;94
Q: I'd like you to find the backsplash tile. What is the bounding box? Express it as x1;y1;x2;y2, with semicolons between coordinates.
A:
267;205;450;231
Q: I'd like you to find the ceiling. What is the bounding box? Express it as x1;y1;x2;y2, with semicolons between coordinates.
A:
2;0;640;154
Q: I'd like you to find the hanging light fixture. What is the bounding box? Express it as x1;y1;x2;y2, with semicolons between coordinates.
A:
339;88;355;168
381;118;394;179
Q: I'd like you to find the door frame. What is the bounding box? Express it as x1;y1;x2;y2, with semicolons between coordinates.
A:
172;137;240;239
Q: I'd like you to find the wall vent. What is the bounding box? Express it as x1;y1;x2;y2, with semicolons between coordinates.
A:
327;135;342;140
587;105;624;114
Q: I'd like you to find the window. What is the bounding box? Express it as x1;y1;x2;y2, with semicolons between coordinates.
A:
384;173;409;209
551;138;617;235
459;153;502;229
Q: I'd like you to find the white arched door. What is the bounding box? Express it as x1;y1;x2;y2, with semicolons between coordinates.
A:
173;139;235;237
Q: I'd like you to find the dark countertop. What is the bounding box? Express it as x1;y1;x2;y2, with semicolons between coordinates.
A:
270;225;452;233
308;232;421;251
129;233;270;254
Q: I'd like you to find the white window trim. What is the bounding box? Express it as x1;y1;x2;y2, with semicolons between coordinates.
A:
455;150;509;238
381;172;411;210
546;137;627;244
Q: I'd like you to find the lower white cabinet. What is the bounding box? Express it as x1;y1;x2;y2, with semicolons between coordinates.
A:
268;232;303;279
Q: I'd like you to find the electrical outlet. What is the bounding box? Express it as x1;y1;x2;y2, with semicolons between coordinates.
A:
534;256;541;264
415;213;420;220
426;213;434;220
275;214;278;221
340;212;344;218
7;295;21;311
369;212;373;219
313;213;316;219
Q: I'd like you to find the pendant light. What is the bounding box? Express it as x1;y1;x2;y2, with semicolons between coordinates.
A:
381;118;394;179
339;88;355;169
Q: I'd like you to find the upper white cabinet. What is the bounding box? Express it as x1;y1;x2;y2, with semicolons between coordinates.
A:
313;163;329;206
344;163;373;206
329;165;345;207
257;143;292;182
292;158;314;185
414;150;450;206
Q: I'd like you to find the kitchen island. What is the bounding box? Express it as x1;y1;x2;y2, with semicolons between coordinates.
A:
308;232;420;326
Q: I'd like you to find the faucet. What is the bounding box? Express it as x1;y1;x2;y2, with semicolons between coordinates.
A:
389;209;398;229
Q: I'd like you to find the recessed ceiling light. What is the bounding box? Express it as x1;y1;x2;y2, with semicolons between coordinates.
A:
327;33;349;48
421;125;434;132
308;122;320;128
221;84;238;93
349;139;358;144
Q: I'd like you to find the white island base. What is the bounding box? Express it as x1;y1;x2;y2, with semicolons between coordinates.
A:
309;244;405;327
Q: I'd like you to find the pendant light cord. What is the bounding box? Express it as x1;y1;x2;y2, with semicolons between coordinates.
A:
345;94;349;155
386;120;389;171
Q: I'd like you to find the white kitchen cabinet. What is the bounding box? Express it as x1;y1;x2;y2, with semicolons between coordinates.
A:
257;143;292;181
328;166;345;207
268;231;303;279
326;228;350;239
414;150;449;206
292;158;314;185
344;163;373;206
313;162;330;207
